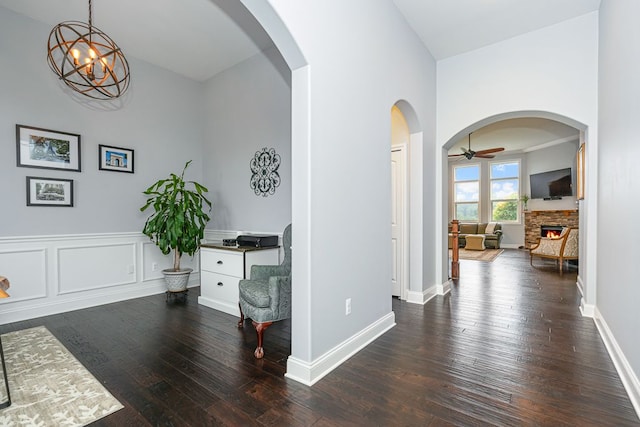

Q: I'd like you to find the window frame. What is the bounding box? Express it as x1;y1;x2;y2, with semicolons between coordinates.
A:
489;160;520;223
453;163;480;222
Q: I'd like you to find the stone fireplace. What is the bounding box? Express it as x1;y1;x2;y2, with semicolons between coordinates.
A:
524;210;579;248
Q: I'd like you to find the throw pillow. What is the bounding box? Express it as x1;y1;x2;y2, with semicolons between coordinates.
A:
485;222;497;234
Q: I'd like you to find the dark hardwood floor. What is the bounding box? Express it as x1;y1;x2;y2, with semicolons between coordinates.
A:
1;249;638;426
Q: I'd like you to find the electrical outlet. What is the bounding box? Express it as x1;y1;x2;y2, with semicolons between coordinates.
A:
346;298;351;315
152;262;158;272
127;265;134;274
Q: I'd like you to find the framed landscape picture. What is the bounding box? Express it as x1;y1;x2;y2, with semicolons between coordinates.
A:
98;144;134;173
16;125;81;172
26;177;74;207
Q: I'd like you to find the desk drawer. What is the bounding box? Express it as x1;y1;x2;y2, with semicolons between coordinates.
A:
200;271;239;304
201;249;243;277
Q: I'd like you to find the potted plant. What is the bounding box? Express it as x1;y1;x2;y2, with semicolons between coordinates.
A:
140;160;212;292
520;194;530;211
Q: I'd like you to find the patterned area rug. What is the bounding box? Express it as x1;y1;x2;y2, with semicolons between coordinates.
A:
449;248;504;262
0;326;122;426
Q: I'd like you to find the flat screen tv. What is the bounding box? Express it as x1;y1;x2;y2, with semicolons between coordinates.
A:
529;167;573;199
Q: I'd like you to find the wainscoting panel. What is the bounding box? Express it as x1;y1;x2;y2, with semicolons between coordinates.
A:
57;242;137;295
0;248;47;303
0;230;274;325
141;241;199;282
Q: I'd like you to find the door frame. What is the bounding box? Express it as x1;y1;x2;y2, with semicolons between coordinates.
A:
391;143;409;301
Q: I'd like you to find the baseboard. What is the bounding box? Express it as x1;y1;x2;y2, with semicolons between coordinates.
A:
576;275;585;296
437;279;451;296
580;297;595;318
285;311;396;386
501;243;520;249
594;307;640;419
0;278;199;324
198;296;240;317
406;284;439;305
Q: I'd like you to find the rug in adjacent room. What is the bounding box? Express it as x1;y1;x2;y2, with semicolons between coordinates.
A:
0;326;123;426
449;248;504;262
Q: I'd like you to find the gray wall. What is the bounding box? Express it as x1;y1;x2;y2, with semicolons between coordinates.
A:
598;0;640;387
202;48;291;233
0;6;291;238
0;7;204;237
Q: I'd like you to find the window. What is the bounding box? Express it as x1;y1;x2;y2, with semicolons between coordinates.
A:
490;161;519;222
454;165;479;221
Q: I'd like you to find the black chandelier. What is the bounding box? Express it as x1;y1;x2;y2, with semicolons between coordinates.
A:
47;0;130;100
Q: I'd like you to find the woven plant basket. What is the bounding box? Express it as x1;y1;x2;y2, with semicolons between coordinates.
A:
162;268;193;292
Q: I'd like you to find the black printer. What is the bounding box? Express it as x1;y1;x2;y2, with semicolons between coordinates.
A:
236;234;279;248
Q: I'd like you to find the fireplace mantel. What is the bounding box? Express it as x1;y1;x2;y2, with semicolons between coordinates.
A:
524;209;579;248
527;209;578;215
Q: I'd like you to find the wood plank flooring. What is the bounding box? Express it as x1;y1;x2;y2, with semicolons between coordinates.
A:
1;249;638;426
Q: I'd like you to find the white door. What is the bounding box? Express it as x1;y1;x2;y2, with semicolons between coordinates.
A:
391;146;405;297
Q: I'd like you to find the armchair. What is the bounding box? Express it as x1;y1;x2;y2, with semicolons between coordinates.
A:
237;224;291;358
529;227;578;274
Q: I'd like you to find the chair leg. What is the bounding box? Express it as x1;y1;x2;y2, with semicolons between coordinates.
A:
252;321;273;359
237;303;245;328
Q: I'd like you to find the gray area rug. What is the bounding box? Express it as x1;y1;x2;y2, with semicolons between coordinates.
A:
449;248;504;262
0;326;122;426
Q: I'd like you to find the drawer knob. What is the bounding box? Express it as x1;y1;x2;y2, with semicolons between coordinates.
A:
217;260;223;264
217;282;224;286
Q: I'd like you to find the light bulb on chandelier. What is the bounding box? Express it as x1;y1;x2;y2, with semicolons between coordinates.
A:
47;0;130;100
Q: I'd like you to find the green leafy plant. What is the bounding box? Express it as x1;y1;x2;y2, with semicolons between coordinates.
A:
140;160;212;271
520;194;530;209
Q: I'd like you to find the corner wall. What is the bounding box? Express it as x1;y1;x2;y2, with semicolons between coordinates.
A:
597;0;640;414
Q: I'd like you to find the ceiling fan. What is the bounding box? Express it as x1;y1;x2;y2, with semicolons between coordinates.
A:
449;133;505;160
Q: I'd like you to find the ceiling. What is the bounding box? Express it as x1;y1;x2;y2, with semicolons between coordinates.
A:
446;118;580;159
0;0;601;81
392;0;601;60
0;0;594;151
0;0;273;82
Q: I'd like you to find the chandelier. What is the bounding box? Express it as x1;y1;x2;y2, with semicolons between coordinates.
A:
47;0;130;100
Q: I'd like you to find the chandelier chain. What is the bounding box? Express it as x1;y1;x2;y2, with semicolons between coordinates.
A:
88;0;93;28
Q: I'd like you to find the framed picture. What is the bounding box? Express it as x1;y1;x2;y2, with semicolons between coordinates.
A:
26;176;74;207
576;143;585;200
16;125;81;172
98;144;134;173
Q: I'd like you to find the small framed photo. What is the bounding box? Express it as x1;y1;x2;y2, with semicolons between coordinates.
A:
98;144;134;173
16;125;81;172
26;177;74;207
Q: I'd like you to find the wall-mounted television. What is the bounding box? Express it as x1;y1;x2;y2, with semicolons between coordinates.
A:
529;167;573;199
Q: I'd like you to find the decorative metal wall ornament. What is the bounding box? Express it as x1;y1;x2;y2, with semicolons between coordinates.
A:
250;148;281;197
47;0;130;100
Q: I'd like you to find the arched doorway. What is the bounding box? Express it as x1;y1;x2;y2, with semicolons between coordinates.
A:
438;110;592;311
391;100;429;303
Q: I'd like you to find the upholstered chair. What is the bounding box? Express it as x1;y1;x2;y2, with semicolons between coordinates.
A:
529;227;578;274
237;224;291;358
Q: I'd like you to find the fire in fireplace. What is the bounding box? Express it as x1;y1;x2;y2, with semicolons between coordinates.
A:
541;225;564;239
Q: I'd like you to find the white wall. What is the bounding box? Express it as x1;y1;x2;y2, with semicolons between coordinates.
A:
202;48;291;233
437;12;599;301
0;7;205;237
597;0;640;412
250;0;437;380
